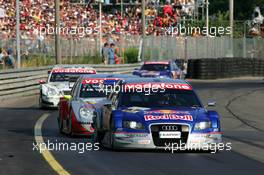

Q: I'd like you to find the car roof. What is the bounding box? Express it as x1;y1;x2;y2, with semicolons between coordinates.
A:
52;64;95;70
80;74;137;79
143;61;171;64
122;78;189;85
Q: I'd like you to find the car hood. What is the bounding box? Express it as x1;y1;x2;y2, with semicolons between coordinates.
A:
119;106;209;124
45;82;71;91
80;97;108;109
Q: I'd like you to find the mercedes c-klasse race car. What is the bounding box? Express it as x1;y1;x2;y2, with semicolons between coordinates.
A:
96;78;222;150
58;74;136;136
39;65;96;108
132;60;184;79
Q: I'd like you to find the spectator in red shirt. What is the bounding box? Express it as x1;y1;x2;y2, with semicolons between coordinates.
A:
164;1;173;17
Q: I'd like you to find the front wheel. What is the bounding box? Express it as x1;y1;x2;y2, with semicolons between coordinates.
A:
107;119;115;149
58;112;64;134
94;128;104;144
39;96;44;109
67;111;74;136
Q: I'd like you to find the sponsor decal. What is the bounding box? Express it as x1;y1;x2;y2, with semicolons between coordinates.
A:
52;68;96;74
144;110;190;115
124;83;192;90
82;78;120;84
144;114;193;121
144;61;169;65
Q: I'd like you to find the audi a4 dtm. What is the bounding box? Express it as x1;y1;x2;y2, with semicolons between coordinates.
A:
94;78;222;150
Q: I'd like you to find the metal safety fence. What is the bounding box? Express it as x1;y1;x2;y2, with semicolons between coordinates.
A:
0;36;263;67
144;36;264;60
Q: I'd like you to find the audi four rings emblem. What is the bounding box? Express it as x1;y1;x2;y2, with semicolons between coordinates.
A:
162;125;178;131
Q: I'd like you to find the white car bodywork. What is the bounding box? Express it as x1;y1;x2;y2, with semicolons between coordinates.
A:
39;65;96;108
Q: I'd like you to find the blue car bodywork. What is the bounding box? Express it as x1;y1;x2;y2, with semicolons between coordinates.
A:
98;78;222;149
132;61;184;79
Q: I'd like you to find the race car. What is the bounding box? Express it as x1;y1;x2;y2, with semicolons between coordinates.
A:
132;60;184;79
39;65;96;108
58;74;136;136
96;78;222;150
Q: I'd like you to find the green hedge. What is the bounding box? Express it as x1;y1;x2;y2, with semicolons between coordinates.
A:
124;48;139;63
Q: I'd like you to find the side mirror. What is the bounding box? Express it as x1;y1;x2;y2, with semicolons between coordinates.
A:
134;68;139;70
39;80;46;84
64;95;72;101
207;100;216;107
69;82;75;89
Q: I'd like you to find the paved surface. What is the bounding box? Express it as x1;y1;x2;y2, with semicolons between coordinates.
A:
0;78;264;175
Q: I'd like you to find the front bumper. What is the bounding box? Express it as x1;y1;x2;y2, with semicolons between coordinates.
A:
112;132;222;150
71;112;94;136
40;95;61;107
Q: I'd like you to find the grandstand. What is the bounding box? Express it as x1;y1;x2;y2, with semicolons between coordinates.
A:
0;0;196;38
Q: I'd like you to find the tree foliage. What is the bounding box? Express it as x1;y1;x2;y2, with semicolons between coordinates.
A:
209;0;264;20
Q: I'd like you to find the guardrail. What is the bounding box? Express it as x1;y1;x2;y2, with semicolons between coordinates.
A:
0;64;141;100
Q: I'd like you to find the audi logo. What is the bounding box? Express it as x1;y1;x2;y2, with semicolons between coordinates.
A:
161;125;178;131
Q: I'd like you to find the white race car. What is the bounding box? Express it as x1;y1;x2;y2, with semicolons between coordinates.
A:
39;65;96;108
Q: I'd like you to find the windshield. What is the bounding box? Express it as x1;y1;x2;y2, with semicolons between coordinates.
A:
49;73;82;82
119;89;201;108
79;84;107;98
141;64;170;71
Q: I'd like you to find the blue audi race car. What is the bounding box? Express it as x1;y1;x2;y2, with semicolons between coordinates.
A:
95;78;222;150
132;60;184;79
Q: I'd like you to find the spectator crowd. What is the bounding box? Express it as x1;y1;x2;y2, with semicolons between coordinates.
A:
0;0;195;39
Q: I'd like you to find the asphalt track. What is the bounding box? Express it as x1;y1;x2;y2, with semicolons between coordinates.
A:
0;78;264;175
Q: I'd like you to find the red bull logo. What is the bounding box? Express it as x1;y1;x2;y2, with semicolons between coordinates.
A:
144;114;193;121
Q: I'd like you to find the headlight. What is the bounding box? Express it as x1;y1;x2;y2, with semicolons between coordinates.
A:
79;107;94;121
47;88;59;96
194;121;212;130
123;121;144;130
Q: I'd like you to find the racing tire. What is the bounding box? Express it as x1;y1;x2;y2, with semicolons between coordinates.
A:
94;127;104;144
108;119;115;150
67;111;74;137
58;112;64;134
39;96;45;109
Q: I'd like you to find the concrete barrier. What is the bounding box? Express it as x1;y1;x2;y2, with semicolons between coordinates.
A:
0;64;141;100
